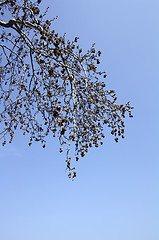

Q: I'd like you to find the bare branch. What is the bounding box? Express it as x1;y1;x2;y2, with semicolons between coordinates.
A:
0;19;20;28
0;0;133;178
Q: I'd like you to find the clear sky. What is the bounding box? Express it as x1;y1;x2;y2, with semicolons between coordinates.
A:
0;0;159;239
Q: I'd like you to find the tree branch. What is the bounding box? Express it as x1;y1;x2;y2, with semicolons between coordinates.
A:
0;1;8;6
0;19;20;28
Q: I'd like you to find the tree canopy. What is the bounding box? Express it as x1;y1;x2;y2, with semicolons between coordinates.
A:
0;0;133;178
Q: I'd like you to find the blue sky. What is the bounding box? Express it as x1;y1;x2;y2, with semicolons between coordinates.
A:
0;0;159;239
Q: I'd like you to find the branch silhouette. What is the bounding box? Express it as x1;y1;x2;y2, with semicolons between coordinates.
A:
0;0;133;178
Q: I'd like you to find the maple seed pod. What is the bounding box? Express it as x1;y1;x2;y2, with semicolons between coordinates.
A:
72;171;76;178
101;83;106;87
48;68;54;76
81;151;85;157
53;110;59;117
56;105;61;111
67;161;70;168
61;126;66;135
104;119;108;124
59;148;63;153
52;128;56;133
103;74;107;78
121;129;124;133
98;50;101;56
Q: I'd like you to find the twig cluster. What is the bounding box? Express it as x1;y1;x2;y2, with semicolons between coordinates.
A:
0;0;133;178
